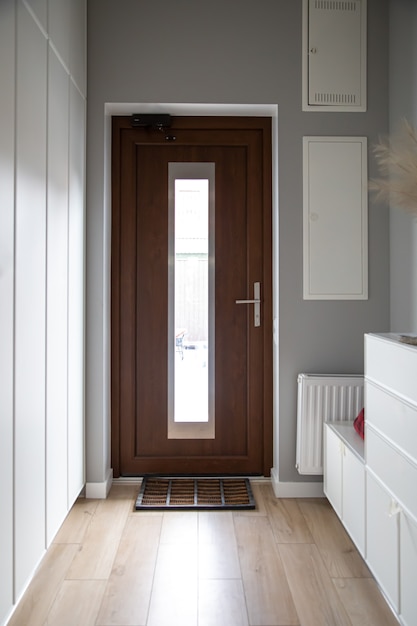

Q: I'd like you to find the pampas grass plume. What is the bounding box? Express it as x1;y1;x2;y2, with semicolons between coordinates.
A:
369;118;417;215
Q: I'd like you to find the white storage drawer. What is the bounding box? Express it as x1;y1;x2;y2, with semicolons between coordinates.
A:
365;380;417;461
366;426;417;521
365;334;417;405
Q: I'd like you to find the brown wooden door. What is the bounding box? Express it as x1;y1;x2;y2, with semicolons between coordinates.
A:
111;116;272;476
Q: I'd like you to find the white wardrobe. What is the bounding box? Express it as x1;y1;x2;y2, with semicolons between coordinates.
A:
0;2;86;624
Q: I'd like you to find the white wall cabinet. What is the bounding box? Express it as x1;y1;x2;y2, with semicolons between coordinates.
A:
365;333;417;626
303;136;368;300
325;333;417;626
324;422;365;555
302;0;367;111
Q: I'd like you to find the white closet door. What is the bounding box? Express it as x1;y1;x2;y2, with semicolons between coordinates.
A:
67;80;86;506
46;46;70;546
15;2;47;597
0;0;15;618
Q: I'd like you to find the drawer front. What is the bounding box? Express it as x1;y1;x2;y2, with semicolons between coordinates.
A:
366;471;399;611
400;513;417;626
366;427;417;521
365;334;417;405
365;381;417;462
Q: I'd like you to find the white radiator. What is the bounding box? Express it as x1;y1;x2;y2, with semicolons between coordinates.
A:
296;373;364;475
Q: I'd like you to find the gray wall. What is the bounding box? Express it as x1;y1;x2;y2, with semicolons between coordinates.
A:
86;0;390;486
389;1;417;333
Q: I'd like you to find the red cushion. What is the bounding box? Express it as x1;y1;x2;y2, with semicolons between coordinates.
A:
354;408;365;439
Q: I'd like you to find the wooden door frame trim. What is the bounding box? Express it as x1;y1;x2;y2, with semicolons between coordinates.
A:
110;110;276;478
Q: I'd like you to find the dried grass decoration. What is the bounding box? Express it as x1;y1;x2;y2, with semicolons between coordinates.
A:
369;118;417;216
370;119;417;347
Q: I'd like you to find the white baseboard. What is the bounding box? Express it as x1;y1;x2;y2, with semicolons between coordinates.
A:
112;476;143;485
85;468;114;499
104;471;322;498
271;467;324;498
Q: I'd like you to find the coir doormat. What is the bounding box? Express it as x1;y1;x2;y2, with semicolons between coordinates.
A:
135;477;255;511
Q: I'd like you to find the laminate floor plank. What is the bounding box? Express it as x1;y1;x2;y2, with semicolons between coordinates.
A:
66;495;132;580
7;544;79;626
298;498;371;578
279;543;352;626
198;511;241;579
153;542;198;584
198;579;249;626
146;578;198;626
259;485;314;543
234;515;299;626
147;544;198;626
95;515;163;626
333;578;400;626
159;511;198;545
44;580;106;626
52;499;98;544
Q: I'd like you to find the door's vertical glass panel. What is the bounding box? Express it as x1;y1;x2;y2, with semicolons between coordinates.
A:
168;163;215;439
174;179;208;422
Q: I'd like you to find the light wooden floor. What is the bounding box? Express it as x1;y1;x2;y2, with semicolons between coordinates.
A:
8;482;399;626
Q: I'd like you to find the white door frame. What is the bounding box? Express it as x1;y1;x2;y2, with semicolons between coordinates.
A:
90;102;280;496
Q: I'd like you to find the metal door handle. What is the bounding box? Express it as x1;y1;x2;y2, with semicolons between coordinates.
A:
235;282;261;327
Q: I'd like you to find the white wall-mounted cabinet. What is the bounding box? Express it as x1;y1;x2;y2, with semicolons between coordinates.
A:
302;0;367;111
324;422;365;555
303;136;368;300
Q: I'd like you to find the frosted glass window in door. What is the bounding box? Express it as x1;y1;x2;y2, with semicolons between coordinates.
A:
168;163;215;439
